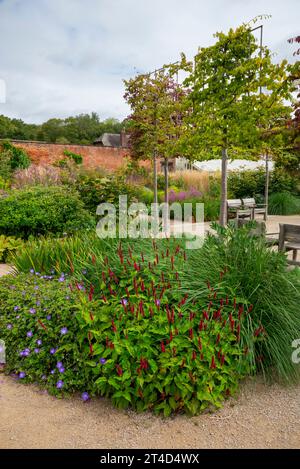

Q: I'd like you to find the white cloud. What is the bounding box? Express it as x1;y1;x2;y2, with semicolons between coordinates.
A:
0;0;299;123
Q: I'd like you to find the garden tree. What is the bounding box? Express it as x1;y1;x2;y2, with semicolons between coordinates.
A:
182;18;295;226
124;55;191;206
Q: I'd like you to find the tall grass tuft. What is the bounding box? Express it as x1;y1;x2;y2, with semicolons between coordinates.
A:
180;222;300;384
268;192;300;215
170;170;220;194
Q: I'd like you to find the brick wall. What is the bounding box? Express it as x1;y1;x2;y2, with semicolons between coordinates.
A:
9;140;150;172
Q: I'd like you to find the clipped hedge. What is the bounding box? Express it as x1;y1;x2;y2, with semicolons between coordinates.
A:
0;185;94;238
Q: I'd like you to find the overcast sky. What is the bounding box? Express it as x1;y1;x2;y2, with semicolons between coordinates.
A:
0;0;299;124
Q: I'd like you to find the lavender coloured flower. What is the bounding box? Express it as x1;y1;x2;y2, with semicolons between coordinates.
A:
14;306;20;311
50;369;55;375
30;269;35;274
56;361;63;369
58;276;65;282
34;286;39;290
50;347;57;355
34;348;40;354
19;372;26;379
36;339;42;346
81;392;90;402
58;366;65;373
7;324;13;330
27;331;33;338
16;315;20;319
155;299;160;306
56;380;64;389
41;375;47;380
60;327;68;335
46;314;52;320
120;298;128;306
29;308;36;315
100;358;106;365
36;300;41;306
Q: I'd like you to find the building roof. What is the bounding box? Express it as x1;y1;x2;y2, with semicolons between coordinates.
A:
94;133;129;148
192;158;274;172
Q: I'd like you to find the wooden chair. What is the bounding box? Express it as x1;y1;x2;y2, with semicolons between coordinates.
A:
278;224;300;266
227;199;252;224
242;198;267;221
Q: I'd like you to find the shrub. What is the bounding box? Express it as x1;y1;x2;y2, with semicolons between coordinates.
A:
0;186;94;239
138;187;154;205
268;192;300;215
1;141;31;171
75;174;138;216
1;241;250;415
180;223;300;383
63;150;83;165
228;169;266;199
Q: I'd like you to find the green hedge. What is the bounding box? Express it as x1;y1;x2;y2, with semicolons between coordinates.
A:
0;185;94;239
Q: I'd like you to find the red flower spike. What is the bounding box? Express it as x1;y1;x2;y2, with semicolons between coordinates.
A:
88;285;94;302
221;355;225;366
226;296;229;305
248;304;253;313
189;328;194;340
192;350;197;361
199;320;204;331
198;337;202;350
216;333;220;345
37;319;47;331
206;280;211;289
161;341;166;353
91;254;96;265
141;253;144;262
89;312;94;321
210;356;216;369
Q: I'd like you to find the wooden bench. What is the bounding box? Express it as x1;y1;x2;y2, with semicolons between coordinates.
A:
227;199;252;223
278;224;300;265
242;198;267;221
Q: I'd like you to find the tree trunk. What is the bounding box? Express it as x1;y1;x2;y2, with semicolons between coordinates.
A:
219;147;228;226
153;150;158;205
164;157;169;205
264;152;269;221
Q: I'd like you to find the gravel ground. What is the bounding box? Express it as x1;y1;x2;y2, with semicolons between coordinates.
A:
0;374;299;449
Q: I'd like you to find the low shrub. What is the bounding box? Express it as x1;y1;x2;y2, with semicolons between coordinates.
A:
75;175;138;216
1;141;31;171
0;186;94;239
268;192;300;215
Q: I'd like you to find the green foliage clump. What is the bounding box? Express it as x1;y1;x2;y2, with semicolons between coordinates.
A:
75;174;138;216
228;169;266;199
1;141;31;170
180;223;300;383
0;235;23;262
268;192;300;215
0;186;94;239
63;150;83;165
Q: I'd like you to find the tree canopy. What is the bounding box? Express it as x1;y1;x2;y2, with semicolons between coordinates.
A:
0;113;125;145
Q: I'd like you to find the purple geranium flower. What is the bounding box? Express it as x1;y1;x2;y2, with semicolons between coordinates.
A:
29;308;36;315
50;347;57;355
81;392;90;402
30;269;35;274
34;286;39;290
36;300;41;306
36;339;42;346
155;299;160;306
56;380;64;389
27;331;33;338
34;348;40;354
14;306;20;311
16;315;20;319
100;358;106;365
56;361;63;369
58;366;65;373
41;375;46;380
7;324;13;330
50;369;55;375
19;372;26;379
46;314;52;320
60;327;68;335
121;298;128;306
58;276;65;282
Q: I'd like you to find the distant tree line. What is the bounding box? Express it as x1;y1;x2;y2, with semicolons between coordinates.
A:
0;112;126;145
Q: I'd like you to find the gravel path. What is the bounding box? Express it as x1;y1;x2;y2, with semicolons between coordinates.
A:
0;374;299;449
